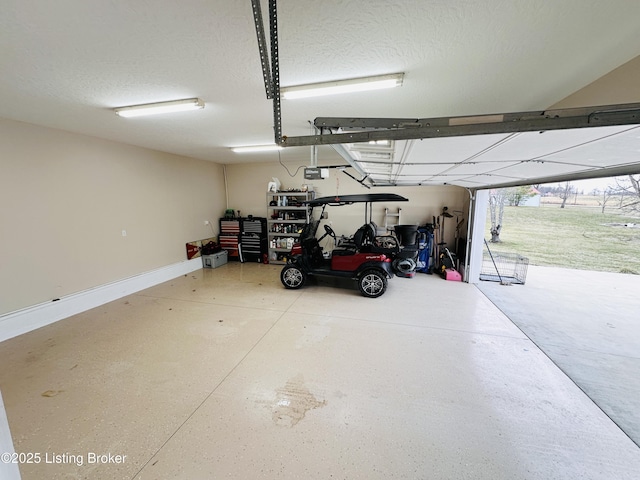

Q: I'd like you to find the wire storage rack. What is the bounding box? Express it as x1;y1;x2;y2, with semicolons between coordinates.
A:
479;250;529;285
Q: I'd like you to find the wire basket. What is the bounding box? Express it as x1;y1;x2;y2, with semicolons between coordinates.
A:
480;250;529;285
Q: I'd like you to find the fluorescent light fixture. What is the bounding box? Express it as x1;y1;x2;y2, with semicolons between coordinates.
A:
280;73;404;100
231;144;283;153
114;98;204;118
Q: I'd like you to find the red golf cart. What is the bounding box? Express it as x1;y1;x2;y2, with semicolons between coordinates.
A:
279;193;408;297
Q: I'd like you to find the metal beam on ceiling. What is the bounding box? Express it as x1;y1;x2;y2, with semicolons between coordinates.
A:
251;0;282;143
250;0;273;100
268;0;282;144
279;103;640;147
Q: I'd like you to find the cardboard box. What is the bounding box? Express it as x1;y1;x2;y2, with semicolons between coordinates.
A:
202;251;228;269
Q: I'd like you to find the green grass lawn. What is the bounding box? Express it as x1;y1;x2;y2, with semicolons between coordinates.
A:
485;204;640;274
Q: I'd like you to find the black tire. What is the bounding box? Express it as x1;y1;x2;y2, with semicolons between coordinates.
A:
358;269;387;298
280;265;306;289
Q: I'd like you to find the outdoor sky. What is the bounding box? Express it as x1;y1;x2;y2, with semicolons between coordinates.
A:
545;176;623;193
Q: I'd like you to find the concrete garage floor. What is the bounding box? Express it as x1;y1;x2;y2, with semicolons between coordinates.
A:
1;263;639;479
477;265;640;449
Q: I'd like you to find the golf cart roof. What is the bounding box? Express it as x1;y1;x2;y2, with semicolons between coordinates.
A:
305;193;408;207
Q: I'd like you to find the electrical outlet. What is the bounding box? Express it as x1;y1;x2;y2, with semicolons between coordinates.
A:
121;230;127;237
204;220;210;225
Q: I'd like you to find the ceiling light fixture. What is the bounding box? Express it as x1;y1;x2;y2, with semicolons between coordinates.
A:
231;144;283;153
114;98;205;118
280;73;404;100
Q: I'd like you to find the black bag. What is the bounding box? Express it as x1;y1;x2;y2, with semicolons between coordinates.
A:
201;241;221;255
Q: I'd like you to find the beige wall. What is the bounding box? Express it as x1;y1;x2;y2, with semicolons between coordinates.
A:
225;158;469;248
0;119;226;315
552;54;640;108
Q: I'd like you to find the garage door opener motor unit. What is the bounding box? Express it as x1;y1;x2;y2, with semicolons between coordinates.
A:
304;167;329;180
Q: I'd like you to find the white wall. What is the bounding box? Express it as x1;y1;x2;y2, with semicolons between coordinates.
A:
0;119;226;316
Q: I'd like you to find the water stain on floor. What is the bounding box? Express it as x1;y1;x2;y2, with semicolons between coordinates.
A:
41;389;63;397
271;374;327;427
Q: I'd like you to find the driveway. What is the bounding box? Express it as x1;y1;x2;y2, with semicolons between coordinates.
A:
476;265;640;447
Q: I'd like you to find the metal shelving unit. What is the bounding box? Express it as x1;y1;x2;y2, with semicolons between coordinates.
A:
267;191;312;264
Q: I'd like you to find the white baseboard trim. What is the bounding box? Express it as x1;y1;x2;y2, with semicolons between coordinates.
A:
0;258;203;344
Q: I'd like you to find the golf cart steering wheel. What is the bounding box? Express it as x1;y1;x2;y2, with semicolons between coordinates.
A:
323;224;337;241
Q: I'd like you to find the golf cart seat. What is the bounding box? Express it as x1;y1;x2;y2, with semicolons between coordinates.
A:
331;223;399;257
370;220;387;236
355;223;374;248
331;223;372;256
359;223;400;256
331;248;355;256
299;219;325;265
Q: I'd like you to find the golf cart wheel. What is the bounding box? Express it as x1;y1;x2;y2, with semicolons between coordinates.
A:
281;265;306;289
358;269;388;298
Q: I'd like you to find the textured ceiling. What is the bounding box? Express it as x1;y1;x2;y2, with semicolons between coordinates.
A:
2;1;640;187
